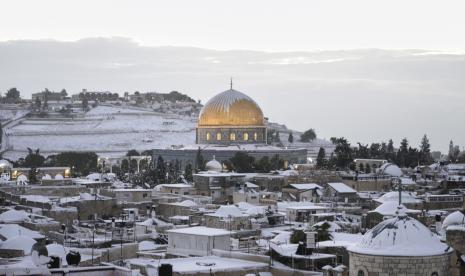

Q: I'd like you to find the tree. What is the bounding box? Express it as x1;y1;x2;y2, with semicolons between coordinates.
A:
60;89;67;97
34;97;42;109
24;148;45;167
359;163;364;172
195;147;205;172
330;137;353;169
396;138;409;167
448;140;461;163
316;147;326;169
0;123;2;144
155;155;167;183
314;222;331;242
365;163;371;174
270;154;284;170
300;129;316;142
5;88;20;101
230;152;255;173
255;156;272;173
54;152;98;176
290;229;306;244
82;97;89;111
126;149;140;156
288;132;294;143
184;163;193;182
28;167;38;184
419;134;432;165
275;131;281;142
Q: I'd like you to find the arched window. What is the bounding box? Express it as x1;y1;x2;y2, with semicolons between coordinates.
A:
206;132;211;141
431;273;438;276
216;132;222;141
243;132;249;141
254;132;258;141
357;270;365;276
230;132;236;141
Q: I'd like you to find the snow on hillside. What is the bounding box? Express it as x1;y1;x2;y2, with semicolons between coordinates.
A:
3;105;197;159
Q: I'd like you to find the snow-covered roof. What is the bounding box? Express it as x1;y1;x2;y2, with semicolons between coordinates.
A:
349;210;451;257
209;205;248;218
172;200;197;207
0;235;37;255
205;158;222;172
370;201;421;216
129;256;267;274
442;210;465;231
245;182;259;188
0;209;29;223
317;232;363;249
312;221;341;232
0;224;45;240
374;191;421;204
327;182;357;194
400;177;416;185
378;163;402;177
286;205;328;210
289;183;322;190
167;226;232;236
138;240;159;251
158;183;192;188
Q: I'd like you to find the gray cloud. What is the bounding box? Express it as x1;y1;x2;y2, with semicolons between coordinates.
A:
1;37;464;152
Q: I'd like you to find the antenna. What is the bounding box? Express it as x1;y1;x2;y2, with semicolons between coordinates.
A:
230;77;233;90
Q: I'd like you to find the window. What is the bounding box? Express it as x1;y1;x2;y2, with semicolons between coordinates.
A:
216;132;222;140
206;132;211;141
243;132;249;141
357;270;365;276
254;132;258;141
230;132;236;141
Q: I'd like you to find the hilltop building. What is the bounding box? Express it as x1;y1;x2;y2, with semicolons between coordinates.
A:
153;86;307;167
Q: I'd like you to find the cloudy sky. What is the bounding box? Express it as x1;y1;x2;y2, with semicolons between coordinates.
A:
1;0;465;152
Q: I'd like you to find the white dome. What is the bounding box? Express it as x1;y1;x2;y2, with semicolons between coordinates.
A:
379;163;402;177
54;174;64;180
375;191;421;204
349;209;450;256
42;174;52;180
206;157;222;172
0;159;12;169
442;210;465;231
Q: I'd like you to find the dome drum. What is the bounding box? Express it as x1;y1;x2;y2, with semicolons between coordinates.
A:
196;127;266;145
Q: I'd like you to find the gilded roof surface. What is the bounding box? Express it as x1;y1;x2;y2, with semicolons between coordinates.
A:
198;89;265;127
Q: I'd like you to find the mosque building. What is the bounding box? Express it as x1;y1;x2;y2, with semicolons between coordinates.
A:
153;85;307;167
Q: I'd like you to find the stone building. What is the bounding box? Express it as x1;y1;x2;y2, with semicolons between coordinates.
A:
348;206;452;276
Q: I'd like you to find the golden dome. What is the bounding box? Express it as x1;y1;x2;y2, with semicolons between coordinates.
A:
198;89;265;127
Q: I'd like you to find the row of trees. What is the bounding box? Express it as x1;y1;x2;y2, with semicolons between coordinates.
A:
13;148;98;176
315;134;438;170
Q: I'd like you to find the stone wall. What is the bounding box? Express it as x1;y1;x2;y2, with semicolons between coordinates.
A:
349;251;451;276
447;228;465;254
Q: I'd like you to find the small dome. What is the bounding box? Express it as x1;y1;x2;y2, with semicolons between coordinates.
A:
54;174;64;180
206;157;222;172
0;160;12;170
42;174;52;180
442;210;465;231
198;89;264;127
378;163;402;177
349;208;450;256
